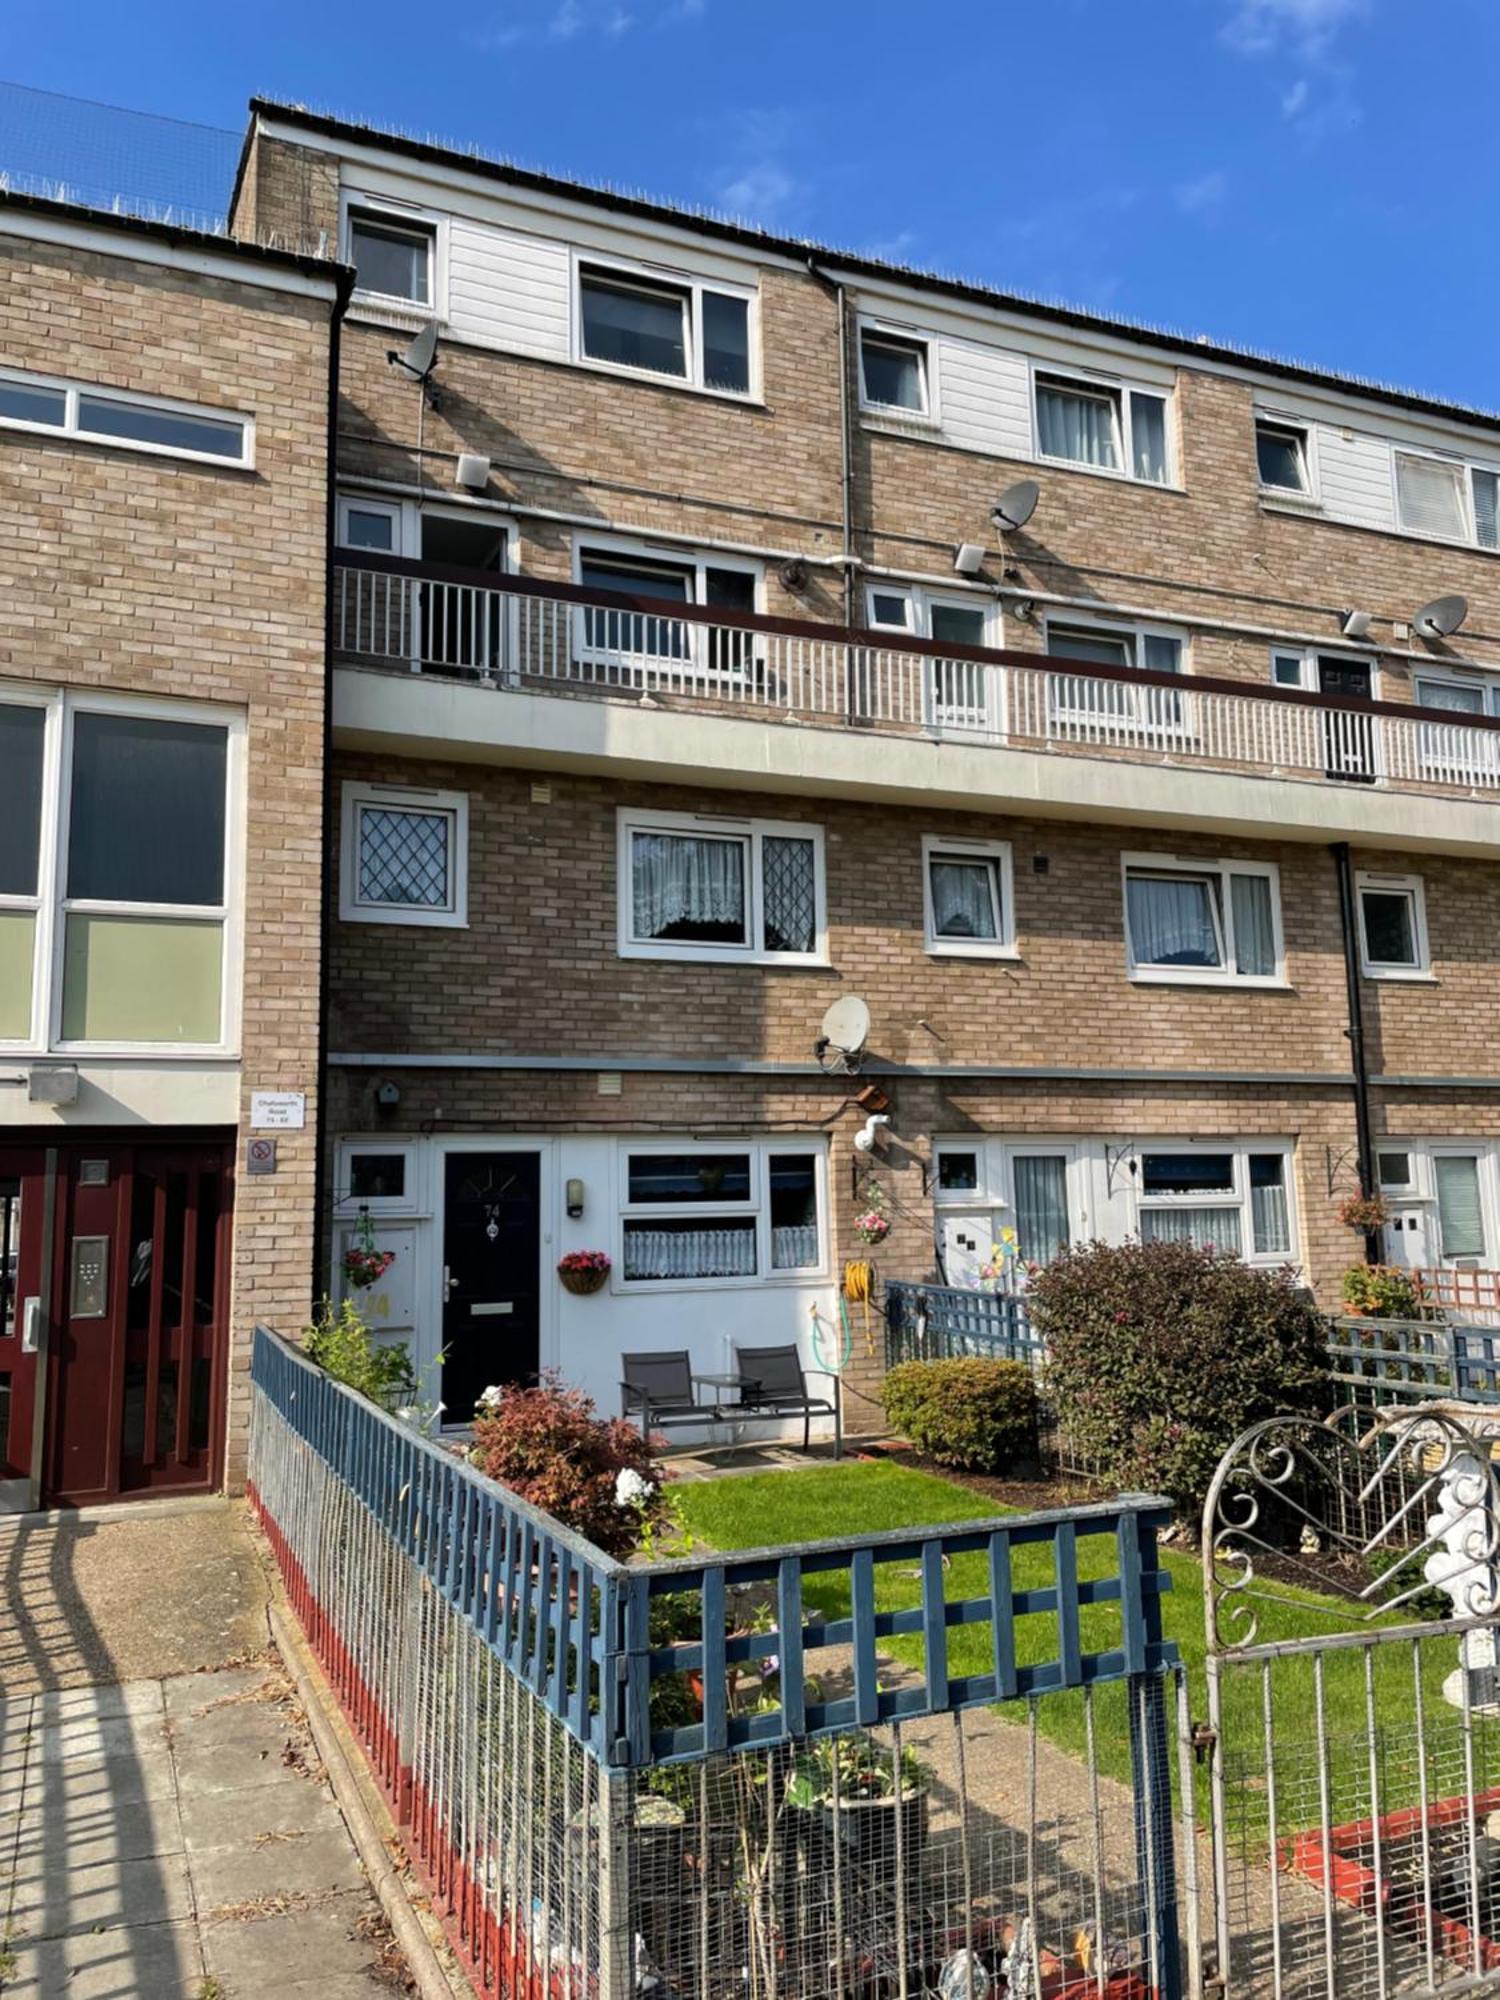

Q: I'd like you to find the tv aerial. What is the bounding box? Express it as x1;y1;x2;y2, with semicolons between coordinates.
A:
815;995;870;1076
1413;594;1468;641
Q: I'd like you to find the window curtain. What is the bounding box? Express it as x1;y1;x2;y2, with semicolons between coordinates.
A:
1396;455;1467;541
1130;392;1168;483
1475;471;1500;551
1230;874;1276;977
1251;1179;1291;1256
1436;1156;1486;1260
930;858;998;939
1037;384;1119;469
1140;1207;1241;1253
632;832;744;939
771;1224;819;1269
623;1222;757;1281
1014;1156;1070;1265
1127;875;1220;967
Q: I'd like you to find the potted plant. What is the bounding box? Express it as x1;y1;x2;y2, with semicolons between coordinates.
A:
785;1729;930;1877
1337;1191;1390;1234
342;1210;395;1290
557;1248;611;1295
852;1177;893;1247
1341;1263;1425;1320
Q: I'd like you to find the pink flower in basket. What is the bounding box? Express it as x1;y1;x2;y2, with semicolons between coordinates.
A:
852;1210;891;1245
343;1245;395;1289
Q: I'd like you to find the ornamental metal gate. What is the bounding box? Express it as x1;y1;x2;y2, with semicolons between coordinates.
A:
1198;1406;1500;1998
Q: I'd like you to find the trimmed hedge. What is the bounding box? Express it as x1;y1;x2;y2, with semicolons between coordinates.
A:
881;1356;1039;1472
1026;1237;1332;1519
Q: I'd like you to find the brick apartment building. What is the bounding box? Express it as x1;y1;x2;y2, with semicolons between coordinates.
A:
0;192;347;1507
216;98;1500;1443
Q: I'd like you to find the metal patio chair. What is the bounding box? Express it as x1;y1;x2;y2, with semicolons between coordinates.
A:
733;1342;843;1457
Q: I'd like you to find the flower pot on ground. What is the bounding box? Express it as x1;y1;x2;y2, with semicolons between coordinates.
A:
557;1249;611;1295
785;1731;930;1879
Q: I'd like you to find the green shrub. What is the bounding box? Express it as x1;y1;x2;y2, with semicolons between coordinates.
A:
881;1356;1039;1472
303;1296;418;1414
1340;1264;1426;1320
1026;1238;1332;1519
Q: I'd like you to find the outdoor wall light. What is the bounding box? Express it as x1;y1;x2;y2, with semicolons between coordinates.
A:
566;1177;586;1219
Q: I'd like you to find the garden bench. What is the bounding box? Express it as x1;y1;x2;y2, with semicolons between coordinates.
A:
620;1350;727;1438
733;1343;842;1457
620;1345;842;1456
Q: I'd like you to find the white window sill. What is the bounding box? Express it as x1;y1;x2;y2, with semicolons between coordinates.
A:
1034;451;1183;495
574;352;762;408
347;294;440;325
610;1270;829;1296
342;908;468;930
23;1044;243;1061
1258;488;1323;514
1127;971;1291;991
618;944;829;968
860;405;941;432
1362;967;1438;983
925;943;1022;962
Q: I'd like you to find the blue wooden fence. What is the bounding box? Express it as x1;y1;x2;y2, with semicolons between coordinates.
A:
885;1279;1045;1368
252;1325;1177;1768
1326;1312;1500;1405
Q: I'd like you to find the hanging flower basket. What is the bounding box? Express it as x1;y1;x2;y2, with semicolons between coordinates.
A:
343;1246;395;1289
852;1211;891;1246
558;1250;611;1295
1337;1192;1389;1233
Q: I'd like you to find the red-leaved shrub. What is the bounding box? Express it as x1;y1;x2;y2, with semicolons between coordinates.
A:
469;1372;669;1559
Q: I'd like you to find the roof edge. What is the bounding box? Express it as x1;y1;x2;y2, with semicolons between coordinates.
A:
245;94;1500;439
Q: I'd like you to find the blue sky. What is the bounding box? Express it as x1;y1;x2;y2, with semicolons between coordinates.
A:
4;0;1498;408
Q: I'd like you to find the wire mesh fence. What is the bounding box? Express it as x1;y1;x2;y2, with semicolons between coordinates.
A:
0;80;239;232
248;1325;1188;1998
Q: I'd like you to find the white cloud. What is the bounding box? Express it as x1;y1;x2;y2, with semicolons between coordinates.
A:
1175;169;1228;216
1221;0;1366;58
1280;77;1310;115
717;162;797;219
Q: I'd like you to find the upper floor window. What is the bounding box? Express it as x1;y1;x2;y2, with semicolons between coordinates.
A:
347;206;435;306
617;808;825;966
1394;450;1500;551
1356;871;1431;979
1122;853;1283;986
1045;616;1187;732
1;689;241;1054
0;368;251;468
575;540;759;680
1256;417;1312;495
867;584;999;732
859;327;931;417
577;261;753;396
922;836;1015;958
339;782;469;929
1034;370;1170;484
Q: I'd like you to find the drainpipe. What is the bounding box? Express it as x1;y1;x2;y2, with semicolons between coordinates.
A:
807;260;856;625
1331;841;1380;1266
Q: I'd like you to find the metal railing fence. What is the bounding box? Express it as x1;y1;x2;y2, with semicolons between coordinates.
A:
249;1324;1188;1998
333;555;1500;805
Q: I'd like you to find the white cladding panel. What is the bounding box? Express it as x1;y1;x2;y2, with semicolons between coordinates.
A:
447;217;571;360
937;335;1033;459
1316;425;1396;532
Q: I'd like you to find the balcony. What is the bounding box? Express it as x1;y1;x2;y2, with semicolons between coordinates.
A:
332;553;1500;852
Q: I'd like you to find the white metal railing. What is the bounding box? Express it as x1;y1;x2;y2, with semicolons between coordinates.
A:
334;564;1500;800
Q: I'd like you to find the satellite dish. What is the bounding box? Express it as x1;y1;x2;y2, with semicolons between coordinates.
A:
818;995;870;1065
1413;594;1468;640
390;321;439;382
992;480;1040;533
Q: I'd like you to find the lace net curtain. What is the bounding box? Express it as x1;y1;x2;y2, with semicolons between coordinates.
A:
632;832;744;937
931;857;998;938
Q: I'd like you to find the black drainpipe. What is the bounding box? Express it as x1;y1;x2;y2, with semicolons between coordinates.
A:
1331;840;1380;1265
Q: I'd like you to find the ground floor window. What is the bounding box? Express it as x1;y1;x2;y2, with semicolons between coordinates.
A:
619;1140;825;1288
1378;1144;1497;1269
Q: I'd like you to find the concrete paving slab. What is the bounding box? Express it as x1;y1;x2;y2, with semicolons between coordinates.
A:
173;1729;306;1797
168;1696;299;1757
23;1743;180;1808
162;1664;278;1717
34;1707;169;1763
11;1786;184;1868
0;1917;203;1998
201;1888;385;1985
7;1845;195;1940
190;1820;366;1909
31;1681;165;1725
178;1775;346;1853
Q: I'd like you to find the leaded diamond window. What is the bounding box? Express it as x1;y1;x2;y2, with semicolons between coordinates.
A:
358;807;450;909
762;836;816;954
343;785;468;928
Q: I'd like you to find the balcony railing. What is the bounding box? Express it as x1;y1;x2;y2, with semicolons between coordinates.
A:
334;552;1500;801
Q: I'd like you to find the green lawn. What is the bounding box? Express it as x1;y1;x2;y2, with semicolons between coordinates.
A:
672;1460;1489;1837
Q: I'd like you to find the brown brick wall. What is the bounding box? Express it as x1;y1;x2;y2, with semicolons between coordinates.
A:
0;227;336;1488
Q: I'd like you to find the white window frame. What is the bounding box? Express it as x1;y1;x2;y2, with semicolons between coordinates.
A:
571;251;759;400
1254;412;1318;502
1131;1139;1297;1267
340;190;446;318
334;1138;422;1218
866;583;1004;734
616;807;826;966
1429;1146;1494;1265
1270;647;1378;694
572;534;763;685
0;683;245;1058
335;491;518;566
614;1138;828;1292
1392;448;1474;546
1376;1148;1419;1197
1029;362;1175;485
1042;612;1190;738
1121;852;1285;988
0;364;253;470
857;319;936;423
340;782;469;929
1356;870;1432;981
921;835;1017;959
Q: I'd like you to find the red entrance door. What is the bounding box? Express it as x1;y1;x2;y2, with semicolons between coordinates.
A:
0;1142;234;1509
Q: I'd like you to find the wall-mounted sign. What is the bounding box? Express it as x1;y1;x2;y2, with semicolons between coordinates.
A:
250;1091;306;1131
246;1137;278;1176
